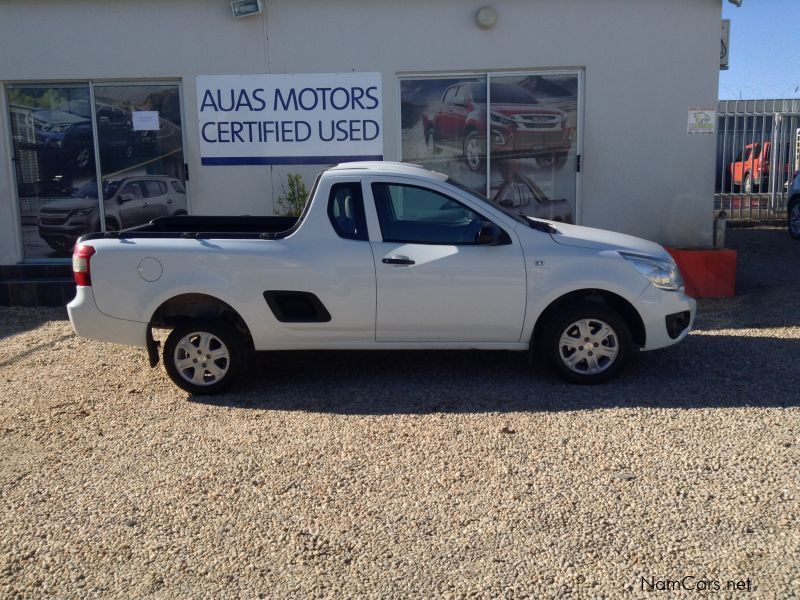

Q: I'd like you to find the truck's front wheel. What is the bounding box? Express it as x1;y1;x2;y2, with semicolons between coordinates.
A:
163;320;248;394
543;302;633;384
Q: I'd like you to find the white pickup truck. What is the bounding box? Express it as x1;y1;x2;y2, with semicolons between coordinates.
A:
68;162;695;394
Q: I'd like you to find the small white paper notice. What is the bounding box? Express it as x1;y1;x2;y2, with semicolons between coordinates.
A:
132;111;160;131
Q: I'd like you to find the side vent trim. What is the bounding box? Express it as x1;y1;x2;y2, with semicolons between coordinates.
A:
263;290;332;323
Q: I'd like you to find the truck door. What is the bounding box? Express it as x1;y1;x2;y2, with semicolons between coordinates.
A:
365;178;527;343
116;180;149;228
140;179;171;222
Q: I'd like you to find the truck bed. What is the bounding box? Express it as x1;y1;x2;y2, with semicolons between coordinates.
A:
78;215;300;243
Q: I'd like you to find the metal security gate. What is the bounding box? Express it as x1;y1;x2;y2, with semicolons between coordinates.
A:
715;99;800;220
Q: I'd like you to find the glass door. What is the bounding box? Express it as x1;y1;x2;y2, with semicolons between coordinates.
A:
90;83;187;232
487;73;579;223
400;76;488;198
5;81;186;260
7;84;99;258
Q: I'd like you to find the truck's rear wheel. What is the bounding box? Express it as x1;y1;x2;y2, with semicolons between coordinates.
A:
543;302;633;384
163;320;248;394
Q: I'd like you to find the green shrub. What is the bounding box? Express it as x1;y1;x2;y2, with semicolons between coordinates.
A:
275;173;309;217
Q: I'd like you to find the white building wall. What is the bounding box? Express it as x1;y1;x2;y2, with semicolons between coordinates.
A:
0;0;721;265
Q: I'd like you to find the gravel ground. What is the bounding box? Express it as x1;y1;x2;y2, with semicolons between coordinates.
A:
1;228;798;599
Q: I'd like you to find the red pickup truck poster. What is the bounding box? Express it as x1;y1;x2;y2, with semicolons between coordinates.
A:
400;74;578;223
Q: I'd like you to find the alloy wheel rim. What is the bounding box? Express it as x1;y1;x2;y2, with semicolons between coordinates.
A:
173;331;230;386
558;318;619;375
465;137;481;169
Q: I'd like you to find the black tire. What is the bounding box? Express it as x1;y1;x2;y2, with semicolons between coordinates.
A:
425;126;440;155
163;320;249;394
537;152;569;171
541;302;633;384
789;197;800;240
462;130;485;172
744;173;757;194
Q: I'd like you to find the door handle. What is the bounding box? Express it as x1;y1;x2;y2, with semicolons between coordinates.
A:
142;202;150;207
166;199;173;204
382;256;415;265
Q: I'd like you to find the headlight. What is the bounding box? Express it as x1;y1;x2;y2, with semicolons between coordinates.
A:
70;207;94;217
490;111;513;126
620;252;684;291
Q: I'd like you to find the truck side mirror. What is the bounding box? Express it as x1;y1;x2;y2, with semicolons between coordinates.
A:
119;193;134;204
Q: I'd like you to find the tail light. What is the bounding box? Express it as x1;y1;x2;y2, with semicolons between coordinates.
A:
72;244;96;286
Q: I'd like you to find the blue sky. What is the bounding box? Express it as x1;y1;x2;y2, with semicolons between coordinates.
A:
719;0;800;100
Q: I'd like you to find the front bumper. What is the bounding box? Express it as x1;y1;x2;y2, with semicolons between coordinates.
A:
67;286;148;347
490;127;570;156
636;285;697;351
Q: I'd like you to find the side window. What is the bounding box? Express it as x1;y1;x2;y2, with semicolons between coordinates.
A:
371;183;485;245
120;182;144;200
142;180;165;197
452;86;466;107
328;182;368;241
171;180;186;194
443;87;456;105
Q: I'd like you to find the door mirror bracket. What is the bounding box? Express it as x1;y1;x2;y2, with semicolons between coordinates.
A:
477;222;511;246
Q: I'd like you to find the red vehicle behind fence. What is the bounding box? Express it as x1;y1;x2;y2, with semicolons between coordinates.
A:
729;141;791;193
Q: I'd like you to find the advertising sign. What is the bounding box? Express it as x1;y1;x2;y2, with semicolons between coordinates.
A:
400;73;578;223
687;108;716;135
196;73;383;165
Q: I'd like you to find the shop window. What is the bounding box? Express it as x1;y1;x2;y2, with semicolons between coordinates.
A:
399;72;579;224
6;81;187;260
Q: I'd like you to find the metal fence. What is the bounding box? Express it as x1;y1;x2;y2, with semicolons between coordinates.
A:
715;99;800;220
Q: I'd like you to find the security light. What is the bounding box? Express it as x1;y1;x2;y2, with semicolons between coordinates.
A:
231;0;262;18
476;6;498;29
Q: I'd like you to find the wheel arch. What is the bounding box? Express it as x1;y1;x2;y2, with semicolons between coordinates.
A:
530;288;646;350
149;293;253;345
103;214;121;230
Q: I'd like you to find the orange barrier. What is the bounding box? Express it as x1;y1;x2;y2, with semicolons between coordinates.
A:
666;248;737;298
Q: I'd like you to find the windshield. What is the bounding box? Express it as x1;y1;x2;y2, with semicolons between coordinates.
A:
72;180;121;199
445;178;530;226
471;83;538;104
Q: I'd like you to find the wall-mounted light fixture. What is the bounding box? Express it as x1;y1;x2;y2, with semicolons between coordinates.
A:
476;6;498;30
231;0;262;19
